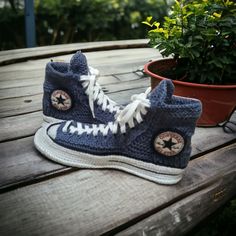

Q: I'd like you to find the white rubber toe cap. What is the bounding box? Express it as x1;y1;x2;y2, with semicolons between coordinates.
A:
47;124;60;140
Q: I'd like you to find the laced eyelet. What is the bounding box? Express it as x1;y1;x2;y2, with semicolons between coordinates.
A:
62;87;151;137
80;67;120;118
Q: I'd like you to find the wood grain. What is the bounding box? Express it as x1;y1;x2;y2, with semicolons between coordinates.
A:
0;39;149;65
116;171;236;236
0;104;235;144
0;136;66;190
0;47;159;116
0;74;148;100
0;85;148;118
0;118;235;192
0;111;42;142
0;94;42;118
0;143;235;236
0;45;235;236
0;48;159;80
0;77;235;189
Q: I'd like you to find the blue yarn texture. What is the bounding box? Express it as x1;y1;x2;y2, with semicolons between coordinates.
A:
43;51;116;123
48;79;202;169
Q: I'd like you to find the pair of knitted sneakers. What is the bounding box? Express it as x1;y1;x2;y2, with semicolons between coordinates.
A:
34;52;202;185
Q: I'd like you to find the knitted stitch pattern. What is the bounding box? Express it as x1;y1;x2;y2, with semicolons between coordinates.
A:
47;80;202;169
43;52;118;123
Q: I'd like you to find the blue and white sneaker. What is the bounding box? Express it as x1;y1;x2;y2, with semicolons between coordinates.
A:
43;51;121;124
35;80;202;185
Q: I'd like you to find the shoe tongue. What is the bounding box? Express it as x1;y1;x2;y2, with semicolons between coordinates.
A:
69;51;89;75
150;79;174;105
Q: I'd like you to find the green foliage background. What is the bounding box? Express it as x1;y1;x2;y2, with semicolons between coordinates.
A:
0;0;172;50
143;0;236;84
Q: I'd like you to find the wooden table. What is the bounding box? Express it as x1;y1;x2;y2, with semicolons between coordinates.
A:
0;40;236;236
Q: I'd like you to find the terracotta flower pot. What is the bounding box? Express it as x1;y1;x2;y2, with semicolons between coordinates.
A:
144;59;236;126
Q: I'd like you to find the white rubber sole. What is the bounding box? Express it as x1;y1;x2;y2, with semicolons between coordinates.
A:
34;126;185;185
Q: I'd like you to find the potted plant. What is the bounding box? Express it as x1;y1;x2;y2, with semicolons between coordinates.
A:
142;0;236;126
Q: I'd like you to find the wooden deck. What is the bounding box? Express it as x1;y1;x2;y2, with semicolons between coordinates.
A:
0;40;236;236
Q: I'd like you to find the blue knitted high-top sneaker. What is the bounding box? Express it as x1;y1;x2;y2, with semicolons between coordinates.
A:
43;51;121;123
35;79;202;185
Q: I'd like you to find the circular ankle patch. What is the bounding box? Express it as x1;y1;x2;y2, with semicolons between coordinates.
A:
51;90;72;111
154;131;185;156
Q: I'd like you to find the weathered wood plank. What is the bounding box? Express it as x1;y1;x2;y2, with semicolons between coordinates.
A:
0;136;70;191
0;48;159;78
0;79;148;117
0;75;121;100
0;48;161;76
0;112;42;142
98;75;120;86
0;143;235;236
0;74;119;93
0;47;159;100
0;116;235;192
1;44;235;236
0;85;42;100
0;77;235;187
191;126;236;154
116;171;236;236
0;76;43;89
0;74;148;100
0;70;43;83
104;78;149;94
115;71;147;82
0;97;235;144
0;94;42;118
0;85;146;142
0;39;149;65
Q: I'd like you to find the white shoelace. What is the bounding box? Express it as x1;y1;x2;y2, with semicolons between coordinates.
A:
62;87;151;136
80;66;121;118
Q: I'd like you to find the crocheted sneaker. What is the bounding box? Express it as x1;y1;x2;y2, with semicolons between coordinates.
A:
35;79;202;185
43;51;121;123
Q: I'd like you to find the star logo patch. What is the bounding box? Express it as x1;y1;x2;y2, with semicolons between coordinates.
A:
154;131;185;156
51;90;72;111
